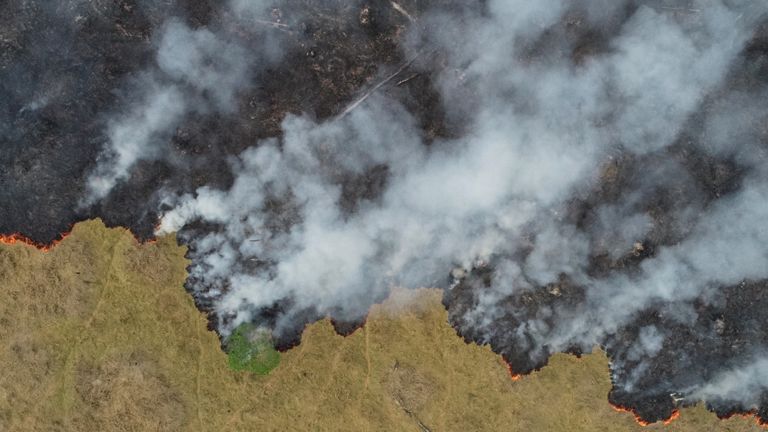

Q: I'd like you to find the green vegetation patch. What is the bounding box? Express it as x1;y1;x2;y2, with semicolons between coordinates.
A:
226;323;280;375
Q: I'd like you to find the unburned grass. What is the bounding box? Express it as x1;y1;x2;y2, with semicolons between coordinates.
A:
0;219;762;431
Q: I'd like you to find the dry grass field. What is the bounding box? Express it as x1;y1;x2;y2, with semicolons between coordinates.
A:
0;219;762;431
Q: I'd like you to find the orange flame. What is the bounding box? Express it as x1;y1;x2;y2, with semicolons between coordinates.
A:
611;404;652;426
719;411;768;429
663;410;680;425
502;361;523;381
610;405;685;427
0;224;154;252
0;231;70;252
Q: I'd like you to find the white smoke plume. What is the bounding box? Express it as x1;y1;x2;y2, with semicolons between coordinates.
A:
84;78;185;203
691;355;768;409
82;2;267;205
88;0;768;412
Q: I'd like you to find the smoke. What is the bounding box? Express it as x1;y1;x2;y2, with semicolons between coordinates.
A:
691;355;768;410
82;1;269;205
78;0;768;419
157;99;429;325
84;78;185;203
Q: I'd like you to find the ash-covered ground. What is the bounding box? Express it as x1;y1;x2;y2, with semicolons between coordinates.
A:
3;0;768;424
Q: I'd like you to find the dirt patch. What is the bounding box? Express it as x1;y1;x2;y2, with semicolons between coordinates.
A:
386;361;437;413
74;352;186;431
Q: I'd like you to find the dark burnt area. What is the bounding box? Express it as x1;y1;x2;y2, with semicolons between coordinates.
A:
443;47;767;418
605;280;768;423
1;0;449;242
0;1;154;241
4;0;768;425
211;300;368;351
445;232;768;424
444;266;587;375
445;268;768;424
525;2;639;66
329;316;367;337
266;310;369;351
711;404;768;426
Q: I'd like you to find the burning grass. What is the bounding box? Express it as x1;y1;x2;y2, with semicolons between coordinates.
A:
0;219;763;431
0;230;70;251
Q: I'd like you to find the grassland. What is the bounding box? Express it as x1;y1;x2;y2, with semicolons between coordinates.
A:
0;219;762;431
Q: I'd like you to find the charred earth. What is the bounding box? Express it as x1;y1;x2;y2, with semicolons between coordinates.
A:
3;0;768;425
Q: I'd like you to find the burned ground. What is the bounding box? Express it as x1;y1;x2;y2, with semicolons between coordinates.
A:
0;0;448;242
3;0;768;425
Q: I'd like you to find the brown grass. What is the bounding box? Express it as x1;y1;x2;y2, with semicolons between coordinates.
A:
0;219;762;431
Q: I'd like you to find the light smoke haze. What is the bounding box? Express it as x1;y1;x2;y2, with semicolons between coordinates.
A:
86;0;768;410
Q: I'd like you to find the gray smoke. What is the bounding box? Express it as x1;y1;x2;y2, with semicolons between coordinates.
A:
691;355;768;410
83;1;271;205
87;0;768;411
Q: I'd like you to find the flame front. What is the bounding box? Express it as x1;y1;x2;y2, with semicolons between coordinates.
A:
0;231;70;252
502;361;522;381
610;404;652;427
719;411;768;429
663;410;680;425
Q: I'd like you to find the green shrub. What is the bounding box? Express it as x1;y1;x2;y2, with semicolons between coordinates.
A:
226;323;280;375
